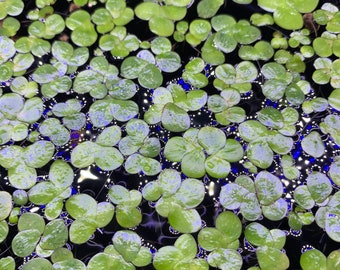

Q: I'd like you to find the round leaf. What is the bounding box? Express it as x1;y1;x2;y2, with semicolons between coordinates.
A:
12;229;41;257
40;219;68;250
207;248;243;270
257;246;290;270
247;141;273;169
255;171;283;205
174;178;205;208
0;191;12;221
300;249;327;270
301;131;325;158
113;230;141;262
69;218;96;244
161;103;190;132
168;204;202;233
65;193;97;219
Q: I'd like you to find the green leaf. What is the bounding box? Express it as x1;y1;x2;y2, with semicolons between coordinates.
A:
156;51;181;73
215;139;244;162
116;205;142;228
73;70;103;94
142;181;162;201
240;192;262;221
267;131;294;155
0;191;12;221
40;219;68;250
205;155;231;179
24;140;54;168
139;137;161;158
45;199;63;221
174;178;205;208
110;99;139;122
28;182;57;205
17;97;43;123
329;159;340;186
22;258;52;270
239;120;267;142
274;6;303;30
327;250;340;269
245;222;270;247
87;253;115;270
189;19;211;41
197;0;223;18
18;212;45;234
255;171;283;205
71;141;97;168
293;185;315;209
301;131;325;158
0;257;15;270
158;169;181;197
71;25;98;47
216;211;242;243
12;229;41;257
13;53;34;73
153;246;183;270
300;249;327;270
168;204;202;233
95;146;123;171
214;31;237;54
32;64;59;84
198;227;228;251
211;14;236;31
262;198;288;221
113;230;141;262
95;126;121;147
109;79;137;100
262;79;287;100
161;103;190;132
69;218;96;244
52;259;86;270
257;246;290;270
247;141;273;169
233;22;261;44
257;107;284;129
66;194;97;219
287;0;318;13
0;220;9;244
0;36;16;64
325;213;340;242
174;233;197;259
149;17;174;37
8;163;37;189
219;183;248;210
235;175;255;193
49;160;73;189
138;63;163;89
198;126;226;154
164;136;189;162
108;185;130;204
0;93;24;118
135;156;161;176
121;57;148;80
306;172;332;203
181;149;206;178
96;202;115;228
207;248;243;270
328;88;340;111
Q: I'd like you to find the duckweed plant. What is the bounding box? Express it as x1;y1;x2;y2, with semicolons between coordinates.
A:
1;0;340;269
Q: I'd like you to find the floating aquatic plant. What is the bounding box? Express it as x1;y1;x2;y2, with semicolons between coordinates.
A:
0;0;340;269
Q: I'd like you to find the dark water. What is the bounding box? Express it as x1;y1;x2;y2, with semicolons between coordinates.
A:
1;0;340;269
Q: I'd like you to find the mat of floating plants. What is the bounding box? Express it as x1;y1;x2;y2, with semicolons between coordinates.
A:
0;0;340;269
